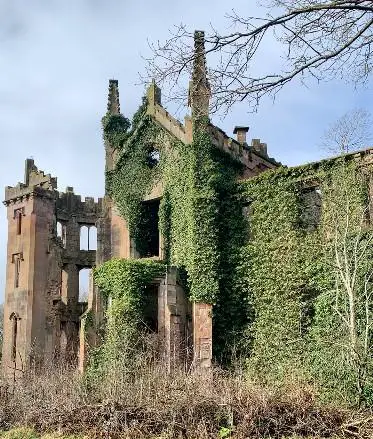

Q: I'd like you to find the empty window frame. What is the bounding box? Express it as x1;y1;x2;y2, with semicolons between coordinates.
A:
57;222;67;248
136;199;160;258
80;225;97;250
12;253;23;288
299;185;322;230
146;145;160;168
9;312;19;362
14;208;24;235
78;268;91;302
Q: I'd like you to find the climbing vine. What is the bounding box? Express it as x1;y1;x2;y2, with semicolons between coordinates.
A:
92;258;165;369
158;122;249;360
242;157;373;405
104;100;164;255
99;93;373;403
102;113;131;148
102;103;247;360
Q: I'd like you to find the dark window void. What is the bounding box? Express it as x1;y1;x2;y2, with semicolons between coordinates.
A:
142;283;158;332
137;199;160;258
300;186;322;230
10;313;19;362
14;208;23;235
13;253;22;288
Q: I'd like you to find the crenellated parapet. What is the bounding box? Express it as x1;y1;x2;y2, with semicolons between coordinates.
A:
4;159;57;206
56;187;102;224
208;124;280;176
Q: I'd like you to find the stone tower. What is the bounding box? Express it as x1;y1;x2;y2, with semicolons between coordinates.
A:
2;160;59;373
2;160;101;375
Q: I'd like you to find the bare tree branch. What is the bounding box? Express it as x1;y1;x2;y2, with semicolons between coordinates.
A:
145;1;373;113
321;108;372;154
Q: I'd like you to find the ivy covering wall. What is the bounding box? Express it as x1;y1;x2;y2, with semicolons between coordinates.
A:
98;97;373;405
242;158;373;405
92;258;165;371
101;102;248;362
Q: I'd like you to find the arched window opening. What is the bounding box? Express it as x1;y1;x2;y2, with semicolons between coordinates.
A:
79;268;91;303
9;313;19;362
89;226;97;250
80;226;89;250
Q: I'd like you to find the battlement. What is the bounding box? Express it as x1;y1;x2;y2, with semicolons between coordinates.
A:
25;158;57;189
208;124;280;171
4;159;57;204
56;187;102;224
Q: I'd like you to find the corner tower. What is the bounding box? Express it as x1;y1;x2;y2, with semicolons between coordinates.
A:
2;160;58;373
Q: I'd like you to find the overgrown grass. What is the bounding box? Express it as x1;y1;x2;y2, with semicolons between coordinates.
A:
1;359;372;439
0;334;371;439
0;428;87;438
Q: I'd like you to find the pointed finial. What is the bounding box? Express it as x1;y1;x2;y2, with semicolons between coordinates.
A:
147;79;162;107
107;79;120;114
188;30;211;120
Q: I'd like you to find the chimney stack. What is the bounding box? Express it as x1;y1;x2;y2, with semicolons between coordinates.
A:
233;126;249;145
251;139;268;157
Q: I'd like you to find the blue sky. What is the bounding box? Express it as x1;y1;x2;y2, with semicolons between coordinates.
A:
0;0;372;301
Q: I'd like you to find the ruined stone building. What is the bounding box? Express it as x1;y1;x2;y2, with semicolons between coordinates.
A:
2;31;281;374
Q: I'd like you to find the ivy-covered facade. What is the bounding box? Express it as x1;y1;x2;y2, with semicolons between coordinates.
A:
89;31;373;403
84;31;279;369
5;30;373;406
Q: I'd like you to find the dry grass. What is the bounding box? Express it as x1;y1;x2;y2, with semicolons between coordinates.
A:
0;360;372;439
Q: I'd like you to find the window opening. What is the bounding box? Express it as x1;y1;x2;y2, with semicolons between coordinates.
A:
12;253;23;288
80;225;97;250
80;225;89;250
88;226;97;250
137;199;160;258
142;283;159;332
300;185;322;230
79;268;91;302
57;222;62;238
14;208;24;235
146;146;160;168
57;222;67;248
10;313;19;362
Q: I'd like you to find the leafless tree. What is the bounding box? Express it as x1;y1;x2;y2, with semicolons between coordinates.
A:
329;193;373;405
146;1;373;113
321;108;372;154
320;155;373;405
